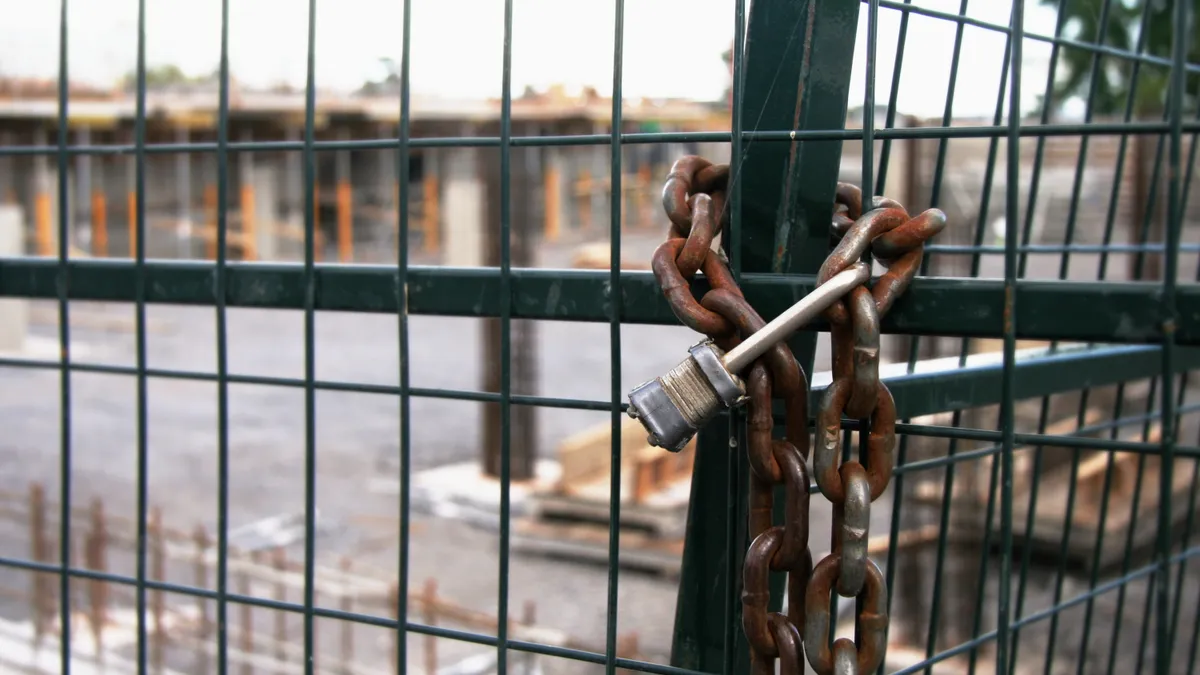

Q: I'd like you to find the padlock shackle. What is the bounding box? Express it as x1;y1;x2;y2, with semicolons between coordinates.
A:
721;263;870;375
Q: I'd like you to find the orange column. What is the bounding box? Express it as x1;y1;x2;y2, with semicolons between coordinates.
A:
578;169;592;232
240;183;257;261
336;181;352;263
543;165;560;242
422;174;440;253
127;191;137;259
203;184;217;259
91;191;108;257
34;192;52;256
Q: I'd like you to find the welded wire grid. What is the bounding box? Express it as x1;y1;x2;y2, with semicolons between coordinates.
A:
0;1;1197;675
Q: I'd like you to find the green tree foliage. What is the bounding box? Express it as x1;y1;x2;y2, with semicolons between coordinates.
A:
1039;0;1198;116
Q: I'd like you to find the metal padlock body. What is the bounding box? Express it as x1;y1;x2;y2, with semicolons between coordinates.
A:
627;341;746;452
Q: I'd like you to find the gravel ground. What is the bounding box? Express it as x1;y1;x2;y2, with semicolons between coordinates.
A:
2;227;1199;674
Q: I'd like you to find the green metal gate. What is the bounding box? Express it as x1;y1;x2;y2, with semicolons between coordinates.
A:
0;0;1198;674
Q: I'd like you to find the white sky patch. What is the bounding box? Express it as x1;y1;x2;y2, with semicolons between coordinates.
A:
0;0;1063;119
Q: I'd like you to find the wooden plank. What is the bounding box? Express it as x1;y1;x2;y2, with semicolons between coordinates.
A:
555;416;696;503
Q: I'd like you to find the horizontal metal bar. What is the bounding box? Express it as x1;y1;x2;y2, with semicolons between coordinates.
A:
892;411;1200;476
2;258;1195;344
0;120;1195;157
0;357;614;412
4;322;1196;424
926;243;1200;255
0;555;713;675
5;350;1197;458
878;344;1200;417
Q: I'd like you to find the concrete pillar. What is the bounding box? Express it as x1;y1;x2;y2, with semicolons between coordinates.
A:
542;146;568;242
377;122;394;209
0;131;14;204
285;126;303;229
175;127;193;258
0;205;28;352
421;150;440;254
591;122;610;231
254;165;279;261
33;128;57;256
238;129;257;260
126;131;136;258
203;153;218;260
481;121;538;480
75;127;92;254
335;128;353;262
441;133;483;267
282;125;305;260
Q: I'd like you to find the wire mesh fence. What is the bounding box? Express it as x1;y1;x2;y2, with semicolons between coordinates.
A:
0;0;1197;674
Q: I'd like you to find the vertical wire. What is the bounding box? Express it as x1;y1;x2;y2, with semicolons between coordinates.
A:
497;0;515;672
214;0;232;671
723;4;745;671
301;0;319;672
914;10;974;660
1167;372;1196;662
54;1;72;672
724;2;746;672
1169;106;1200;662
1037;4;1121;673
133;0;150;670
1099;0;1160;281
999;3;1071;647
874;0;913;199
1077;9;1160;666
1074;382;1128;675
861;0;879;208
962;7;1019;673
395;0;414;671
895;5;966;663
858;0;881;654
1008;3;1116;670
1155;0;1188;670
880;431;908;675
1016;0;1069;279
1104;376;1158;675
1004;392;1048;675
924;0;970;213
997;3;1024;675
1054;0;1116;280
605;2;625;674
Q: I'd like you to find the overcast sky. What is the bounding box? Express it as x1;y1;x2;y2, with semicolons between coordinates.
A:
0;0;1065;119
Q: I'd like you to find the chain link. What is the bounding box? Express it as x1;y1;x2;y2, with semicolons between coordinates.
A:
652;157;946;675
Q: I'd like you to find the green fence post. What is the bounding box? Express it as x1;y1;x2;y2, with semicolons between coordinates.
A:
669;1;862;672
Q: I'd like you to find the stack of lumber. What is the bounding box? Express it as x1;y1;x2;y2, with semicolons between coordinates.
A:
512;417;695;576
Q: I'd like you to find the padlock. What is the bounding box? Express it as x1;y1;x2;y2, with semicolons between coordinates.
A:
627;262;870;452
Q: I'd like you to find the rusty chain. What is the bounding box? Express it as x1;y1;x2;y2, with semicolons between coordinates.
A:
652;156;946;675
